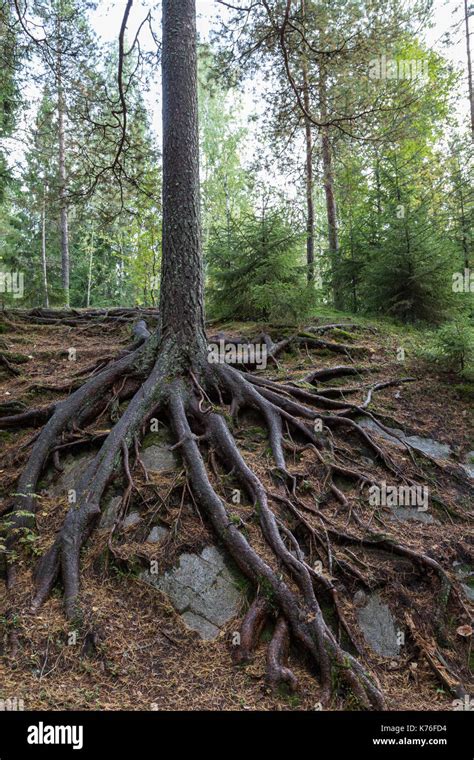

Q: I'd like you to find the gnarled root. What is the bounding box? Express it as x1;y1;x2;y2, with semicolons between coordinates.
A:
4;325;471;709
232;596;270;665
266;617;297;693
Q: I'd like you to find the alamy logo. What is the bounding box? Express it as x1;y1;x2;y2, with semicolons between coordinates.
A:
27;722;84;750
368;481;429;511
368;54;429;83
452;695;473;711
0;697;24;711
452;268;474;293
207;338;267;369
0;271;24;299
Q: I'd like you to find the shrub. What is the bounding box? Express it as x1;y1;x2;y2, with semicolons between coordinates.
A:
421;320;474;374
206;205;316;323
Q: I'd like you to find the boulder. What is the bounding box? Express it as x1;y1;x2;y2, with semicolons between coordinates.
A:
141;545;243;640
356;593;400;657
390;507;435;525
140;444;177;474
146;525;169;544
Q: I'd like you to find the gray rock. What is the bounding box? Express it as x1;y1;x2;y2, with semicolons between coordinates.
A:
146;525;169;544
356;593;400;657
122;511;141;529
390;507;435;524
99;496;122;529
141;545;243;639
46;452;96;497
180;611;220;640
358;419;452;460
461;583;474;602
140;445;177;474
461;451;474;480
404;435;451;460
354;589;368;607
453;562;474;602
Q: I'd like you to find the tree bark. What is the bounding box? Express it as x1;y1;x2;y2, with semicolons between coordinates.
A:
465;0;474;140
319;71;340;308
41;184;49;308
56;5;70;307
301;0;314;283
86;231;94;308
160;0;206;359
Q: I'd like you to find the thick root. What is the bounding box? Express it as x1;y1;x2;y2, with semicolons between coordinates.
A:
232;596;270;665
4;324;470;709
266;617;298;693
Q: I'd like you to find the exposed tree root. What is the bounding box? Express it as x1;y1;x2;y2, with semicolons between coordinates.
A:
2;324;471;709
2;307;160;327
305;364;374;383
4;336;156;590
0;353;21;376
266;617;297;692
404;614;467;699
232;595;270;664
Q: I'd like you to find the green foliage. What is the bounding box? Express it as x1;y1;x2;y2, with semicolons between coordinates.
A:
335;54;462;324
0;14;161;309
421;320;474;374
0;3;20;203
361;217;455;323
0;0;471;345
207;201;315;323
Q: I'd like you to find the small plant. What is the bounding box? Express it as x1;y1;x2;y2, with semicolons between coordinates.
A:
421;321;474;374
18;527;41;555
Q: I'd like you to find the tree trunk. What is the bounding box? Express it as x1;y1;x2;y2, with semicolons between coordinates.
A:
57;7;70;307
86;232;94;308
41;184;49;308
319;72;340;308
459;184;470;271
465;0;474;140
301;0;314;283
160;0;206;358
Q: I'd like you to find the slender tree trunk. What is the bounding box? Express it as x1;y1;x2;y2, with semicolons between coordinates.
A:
119;232;125;301
459;186;470;271
160;0;206;358
304;115;315;284
301;0;314;283
224;174;231;238
375;154;382;218
465;0;474;140
349;215;357;312
319;72;340;308
57;7;70;307
41;184;49;308
452;146;470;270
86;232;94;308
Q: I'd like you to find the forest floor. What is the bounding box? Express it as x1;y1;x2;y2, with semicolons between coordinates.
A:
0;309;472;711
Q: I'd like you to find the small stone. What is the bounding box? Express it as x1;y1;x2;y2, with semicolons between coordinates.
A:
141;545;243;640
140;445;177;474
461;583;474;602
122;511;141;529
47;452;96;496
99;496;122;529
146;526;169;544
353;589;367;607
390;508;435;525
461;451;474;480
